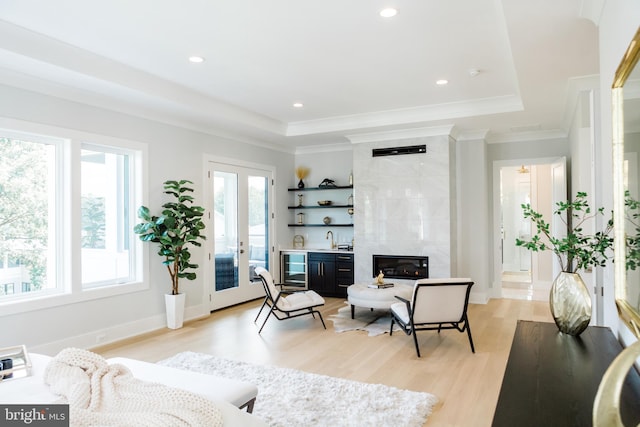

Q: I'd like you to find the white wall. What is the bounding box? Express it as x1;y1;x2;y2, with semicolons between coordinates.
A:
456;138;490;303
0;84;294;353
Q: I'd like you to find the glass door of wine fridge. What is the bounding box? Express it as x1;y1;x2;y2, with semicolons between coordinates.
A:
280;251;307;289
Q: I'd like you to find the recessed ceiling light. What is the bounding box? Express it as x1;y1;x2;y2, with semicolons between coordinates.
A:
436;79;449;85
189;56;205;63
293;102;304;108
379;8;398;18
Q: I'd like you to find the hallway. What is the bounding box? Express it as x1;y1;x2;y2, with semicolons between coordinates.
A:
501;271;550;301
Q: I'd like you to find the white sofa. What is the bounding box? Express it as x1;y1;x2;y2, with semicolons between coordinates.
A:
0;353;267;427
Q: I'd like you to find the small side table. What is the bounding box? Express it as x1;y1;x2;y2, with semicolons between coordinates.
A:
347;283;413;319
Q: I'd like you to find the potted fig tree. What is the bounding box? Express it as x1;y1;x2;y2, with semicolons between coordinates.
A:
516;192;613;336
133;179;206;329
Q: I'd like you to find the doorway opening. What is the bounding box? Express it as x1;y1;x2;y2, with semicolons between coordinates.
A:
501;164;534;299
497;159;566;301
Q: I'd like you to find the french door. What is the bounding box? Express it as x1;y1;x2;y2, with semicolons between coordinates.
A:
207;160;273;311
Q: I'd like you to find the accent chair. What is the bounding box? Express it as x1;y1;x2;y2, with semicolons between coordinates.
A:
254;267;326;333
389;278;475;357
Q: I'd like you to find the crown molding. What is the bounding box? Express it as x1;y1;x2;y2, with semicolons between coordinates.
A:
287;95;524;137
345;125;455;144
0;20;287;137
294;142;353;155
454;129;490;142
0;69;296;154
486;129;567;144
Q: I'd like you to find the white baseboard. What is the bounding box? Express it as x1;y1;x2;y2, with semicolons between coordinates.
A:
30;304;210;355
469;291;489;304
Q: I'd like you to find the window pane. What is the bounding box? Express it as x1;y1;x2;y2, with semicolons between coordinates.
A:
213;171;239;291
81;147;133;287
248;175;268;282
0;136;57;299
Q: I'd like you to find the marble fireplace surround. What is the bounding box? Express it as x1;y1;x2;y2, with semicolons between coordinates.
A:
350;130;457;285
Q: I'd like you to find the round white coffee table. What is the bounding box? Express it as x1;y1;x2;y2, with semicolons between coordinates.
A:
347;283;413;319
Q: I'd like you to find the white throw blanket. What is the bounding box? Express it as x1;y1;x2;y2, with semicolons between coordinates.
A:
44;348;223;427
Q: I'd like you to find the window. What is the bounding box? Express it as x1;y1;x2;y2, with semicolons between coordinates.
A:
0;126;146;310
81;146;135;287
0;135;58;299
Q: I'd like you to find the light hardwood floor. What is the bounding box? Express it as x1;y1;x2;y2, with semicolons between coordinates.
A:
96;297;553;427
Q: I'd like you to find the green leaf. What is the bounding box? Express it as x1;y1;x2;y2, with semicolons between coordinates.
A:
133;179;206;292
138;206;152;220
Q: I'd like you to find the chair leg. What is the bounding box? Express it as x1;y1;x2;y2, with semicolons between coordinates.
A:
465;315;475;353
389;317;395;335
411;323;421;358
254;297;268;322
316;311;326;329
258;305;277;334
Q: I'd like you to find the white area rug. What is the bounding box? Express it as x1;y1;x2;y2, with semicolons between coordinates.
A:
328;304;402;336
159;351;437;427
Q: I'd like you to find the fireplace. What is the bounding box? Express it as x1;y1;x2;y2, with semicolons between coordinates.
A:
372;255;429;280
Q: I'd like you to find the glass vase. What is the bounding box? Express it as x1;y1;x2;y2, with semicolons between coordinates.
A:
549;271;591;336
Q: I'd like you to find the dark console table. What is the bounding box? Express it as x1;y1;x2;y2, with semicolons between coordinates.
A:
492;320;640;427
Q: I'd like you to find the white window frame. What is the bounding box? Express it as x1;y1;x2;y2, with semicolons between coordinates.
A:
80;142;139;289
0;118;148;317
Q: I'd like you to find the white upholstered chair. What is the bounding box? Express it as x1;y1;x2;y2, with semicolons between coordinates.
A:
254;267;326;333
389;278;475;357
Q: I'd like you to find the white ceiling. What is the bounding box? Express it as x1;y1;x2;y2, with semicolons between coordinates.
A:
0;1;599;150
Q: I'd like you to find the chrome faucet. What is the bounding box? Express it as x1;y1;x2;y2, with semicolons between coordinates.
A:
326;230;336;249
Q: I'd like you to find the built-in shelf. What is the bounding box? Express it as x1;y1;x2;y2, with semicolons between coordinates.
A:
288;224;353;227
288;185;353;191
288;205;353;209
288;184;354;227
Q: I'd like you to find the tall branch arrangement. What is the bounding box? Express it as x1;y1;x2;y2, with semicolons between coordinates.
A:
515;192;613;274
133;180;206;295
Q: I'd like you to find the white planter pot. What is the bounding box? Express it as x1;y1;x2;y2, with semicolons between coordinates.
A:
165;293;186;329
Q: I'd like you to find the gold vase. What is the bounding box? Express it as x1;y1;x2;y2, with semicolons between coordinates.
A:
549;272;591;336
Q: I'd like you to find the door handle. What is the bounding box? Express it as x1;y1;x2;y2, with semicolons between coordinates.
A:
240;249;245;254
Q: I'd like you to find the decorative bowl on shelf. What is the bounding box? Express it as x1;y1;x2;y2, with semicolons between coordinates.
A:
318;200;332;206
